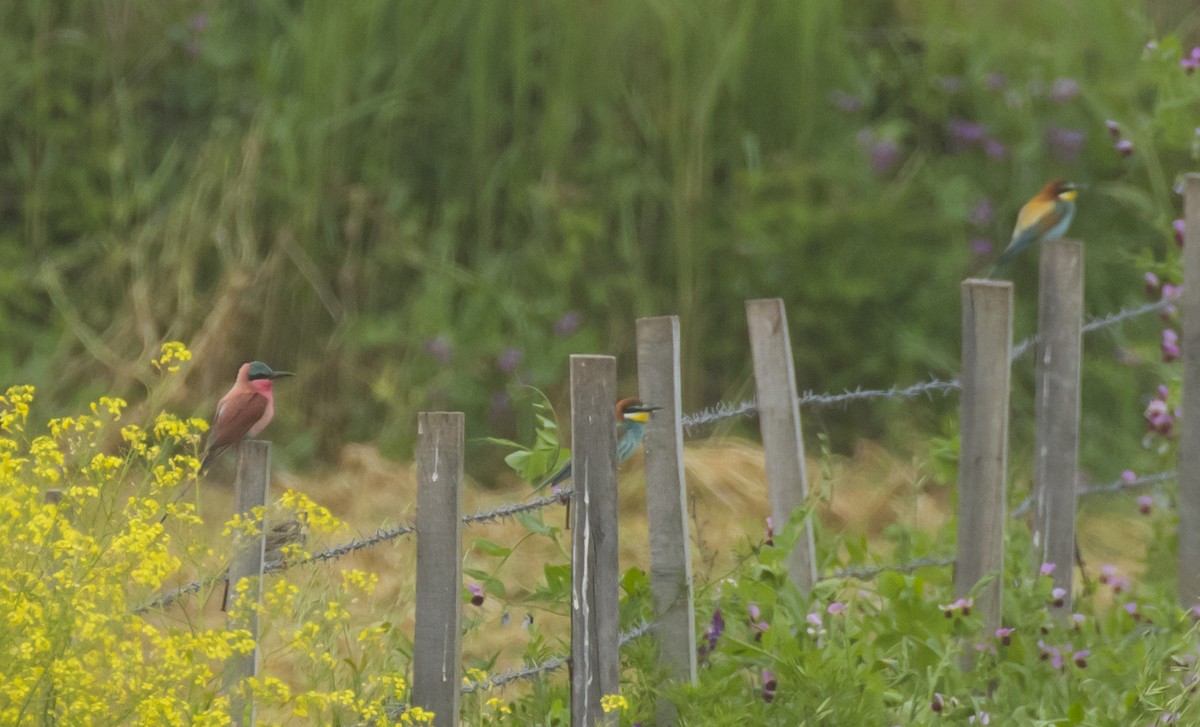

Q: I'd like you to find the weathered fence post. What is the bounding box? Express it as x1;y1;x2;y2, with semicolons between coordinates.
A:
1033;240;1083;612
745;298;817;592
412;412;465;726
1179;173;1200;606
956;280;1012;640
635;316;697;724
569;355;620;727
223;440;271;727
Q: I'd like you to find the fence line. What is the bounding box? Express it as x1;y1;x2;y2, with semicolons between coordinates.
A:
459;619;657;695
682;297;1169;433
137;491;571;614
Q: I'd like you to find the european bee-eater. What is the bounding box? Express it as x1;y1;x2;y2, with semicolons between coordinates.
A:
532;397;661;526
988;179;1079;276
161;361;292;523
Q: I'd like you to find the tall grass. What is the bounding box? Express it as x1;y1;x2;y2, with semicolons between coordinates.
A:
0;0;1194;474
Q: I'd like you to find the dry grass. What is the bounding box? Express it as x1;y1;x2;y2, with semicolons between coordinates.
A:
157;437;1154;696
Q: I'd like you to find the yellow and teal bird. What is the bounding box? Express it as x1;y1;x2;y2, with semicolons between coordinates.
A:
988;179;1079;276
532;397;660;526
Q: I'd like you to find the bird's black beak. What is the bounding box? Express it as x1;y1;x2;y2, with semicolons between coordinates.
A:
268;371;295;380
628;403;662;414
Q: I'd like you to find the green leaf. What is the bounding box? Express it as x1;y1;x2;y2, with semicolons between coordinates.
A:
472;538;512;557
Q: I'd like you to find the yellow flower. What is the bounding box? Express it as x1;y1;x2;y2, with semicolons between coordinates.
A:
601;694;629;713
152;341;193;374
486;697;512;715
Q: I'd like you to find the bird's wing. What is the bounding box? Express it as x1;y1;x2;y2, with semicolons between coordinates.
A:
205;390;269;454
1010;197;1065;247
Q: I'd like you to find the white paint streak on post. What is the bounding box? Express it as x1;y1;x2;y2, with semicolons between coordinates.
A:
569;355;620;727
956;280;1012;640
412;412;464;726
745;298;817;592
1033;239;1083;613
1179;174;1200;606
223;440;271;726
636;316;697;725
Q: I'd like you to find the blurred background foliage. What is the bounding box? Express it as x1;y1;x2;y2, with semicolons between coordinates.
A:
1;0;1198;480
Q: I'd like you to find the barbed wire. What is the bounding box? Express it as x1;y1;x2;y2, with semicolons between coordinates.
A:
457;618;656;694
1010;470;1176;518
136;490;572;613
830;555;956;580
682;297;1169;433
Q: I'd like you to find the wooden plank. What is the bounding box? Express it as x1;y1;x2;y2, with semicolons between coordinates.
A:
569;355;620;727
1033;239;1084;612
635;316;697;725
956;280;1013;636
411;412;465;727
223;440;271;726
1180;173;1200;606
745;298;817;592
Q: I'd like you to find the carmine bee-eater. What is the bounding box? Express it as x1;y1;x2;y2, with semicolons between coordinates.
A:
199;361;294;471
532;397;661;526
161;361;293;522
987;178;1079;276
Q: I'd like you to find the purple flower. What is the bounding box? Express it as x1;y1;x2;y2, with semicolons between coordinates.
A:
869;139;903;175
423;336;453;364
1105;120;1121;138
699;607;724;661
761;669;777;703
828;90;863;113
1045;126;1086;162
553;310;581;337
189;13;210;32
748;603;768;639
985;72;1007;91
1050;77;1081;103
1116;139;1134;156
1174;219;1186;248
806;612;822;629
983;137;1008;160
1051;587;1067;608
1124;601;1140;616
994;627;1014;646
1040;562;1057;577
969;712;991;725
1146;397;1174;437
468;583;485;606
948;118;987;152
826;601;847;615
1121;470;1137;486
931;693;945;713
1138;495;1154;515
497;347;523;374
970;238;994;257
1162;329;1180;362
970;198;994;228
1072;649;1090;668
1163;284;1182;301
1158;384;1171;400
489;393;512;425
1181;47;1200;74
1145;272;1161;297
1099;564;1131;593
939;597;973;617
765;516;774;546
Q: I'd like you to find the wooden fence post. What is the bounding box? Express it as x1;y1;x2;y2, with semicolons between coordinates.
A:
223;440;271;727
412;412;465;726
635;316;697;724
745;298;817;592
1179;173;1200;606
956;280;1012;639
569;355;620;727
1033;240;1083;612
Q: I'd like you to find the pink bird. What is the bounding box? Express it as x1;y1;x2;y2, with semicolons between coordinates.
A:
161;361;292;523
199;360;294;471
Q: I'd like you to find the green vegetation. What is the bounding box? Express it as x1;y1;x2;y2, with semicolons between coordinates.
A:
3;1;1198;476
